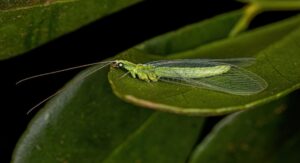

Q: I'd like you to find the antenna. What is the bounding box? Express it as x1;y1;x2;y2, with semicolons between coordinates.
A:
17;60;114;114
16;61;114;85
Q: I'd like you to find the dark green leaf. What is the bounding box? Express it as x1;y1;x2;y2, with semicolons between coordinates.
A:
0;0;141;60
189;92;300;163
12;66;204;163
109;13;300;116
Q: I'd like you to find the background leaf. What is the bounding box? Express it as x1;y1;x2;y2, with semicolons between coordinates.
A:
12;66;204;163
108;12;300;116
0;0;141;60
189;92;300;163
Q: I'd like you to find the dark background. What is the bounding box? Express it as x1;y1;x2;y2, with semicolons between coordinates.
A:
0;0;297;162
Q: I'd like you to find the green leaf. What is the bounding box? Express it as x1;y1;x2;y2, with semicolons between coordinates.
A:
12;66;204;162
108;13;300;116
0;0;141;60
189;92;300;163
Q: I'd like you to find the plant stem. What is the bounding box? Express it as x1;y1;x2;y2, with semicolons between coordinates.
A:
230;1;300;37
230;3;262;37
257;1;300;11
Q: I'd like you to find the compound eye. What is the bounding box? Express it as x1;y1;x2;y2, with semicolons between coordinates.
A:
118;62;123;67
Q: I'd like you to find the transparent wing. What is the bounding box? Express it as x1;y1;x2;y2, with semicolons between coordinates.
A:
159;65;267;95
146;58;255;68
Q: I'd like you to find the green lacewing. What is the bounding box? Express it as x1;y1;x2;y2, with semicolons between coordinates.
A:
110;58;267;95
17;57;268;114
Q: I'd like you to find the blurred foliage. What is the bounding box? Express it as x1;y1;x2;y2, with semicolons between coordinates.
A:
0;0;141;59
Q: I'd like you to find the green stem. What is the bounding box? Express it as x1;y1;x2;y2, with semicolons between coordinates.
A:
230;3;262;37
230;1;300;37
256;1;300;11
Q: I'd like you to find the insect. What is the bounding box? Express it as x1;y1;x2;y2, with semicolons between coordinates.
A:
17;57;267;114
111;58;267;95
